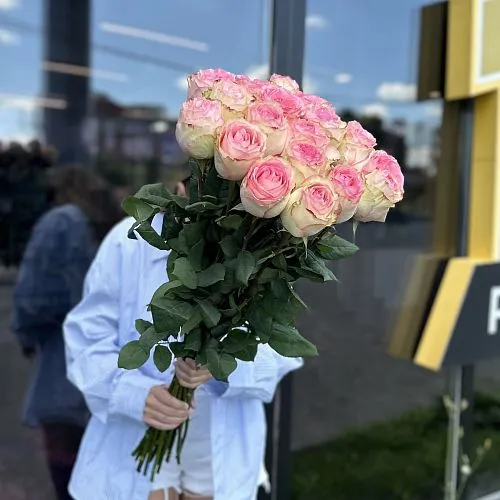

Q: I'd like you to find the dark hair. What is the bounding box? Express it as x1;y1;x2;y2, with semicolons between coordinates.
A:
46;165;124;242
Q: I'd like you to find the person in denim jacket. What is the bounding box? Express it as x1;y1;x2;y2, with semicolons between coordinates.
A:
11;166;123;500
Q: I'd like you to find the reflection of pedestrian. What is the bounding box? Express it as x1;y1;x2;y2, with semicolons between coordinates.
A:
11;166;123;500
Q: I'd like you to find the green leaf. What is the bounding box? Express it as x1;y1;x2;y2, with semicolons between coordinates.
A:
135;319;153;335
188;239;205;271
153;344;172;372
185;201;224;213
217;214;243;230
234;344;258;362
184;328;203;351
167;251;179;280
202;164;224;198
222;329;258;354
315;232;359;260
134;219;169;251
151;280;184;303
272;253;288;271
220;236;239;258
162;206;183;241
289;284;308;310
268;324;318;357
206;349;238;382
150;297;193;334
122;197;157;222
179;222;206;248
246;305;273;341
270;279;290;300
197;300;221;328
302;251;336;282
139;324;165;350
198;263;226;288
258;267;279;284
118;340;149;369
135;183;187;209
235;250;256;286
182;308;203;334
169;341;189;358
173;257;198;289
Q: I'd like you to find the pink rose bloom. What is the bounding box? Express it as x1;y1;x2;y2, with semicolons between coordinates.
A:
235;75;267;97
326;143;342;162
269;73;300;92
281;176;341;237
286;139;326;182
215;119;267;181
328;164;365;223
288;118;330;149
246;102;289;156
338;120;376;169
259;84;305;118
240;156;295;218
187;68;235;99
298;92;330;109
304;104;342;138
206;79;253;118
355;150;404;222
175;98;224;159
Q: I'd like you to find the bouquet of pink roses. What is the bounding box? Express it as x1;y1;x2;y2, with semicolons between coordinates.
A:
119;68;404;479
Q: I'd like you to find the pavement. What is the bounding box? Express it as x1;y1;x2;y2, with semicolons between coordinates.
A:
0;278;55;499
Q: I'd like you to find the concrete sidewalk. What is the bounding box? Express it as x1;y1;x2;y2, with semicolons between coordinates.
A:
0;278;54;500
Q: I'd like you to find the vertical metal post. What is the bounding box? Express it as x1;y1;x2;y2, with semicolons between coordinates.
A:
444;98;475;500
260;1;306;499
43;0;91;165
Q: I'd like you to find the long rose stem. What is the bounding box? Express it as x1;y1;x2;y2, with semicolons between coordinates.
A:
132;375;194;481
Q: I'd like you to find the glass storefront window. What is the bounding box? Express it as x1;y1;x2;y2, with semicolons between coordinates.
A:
293;2;447;499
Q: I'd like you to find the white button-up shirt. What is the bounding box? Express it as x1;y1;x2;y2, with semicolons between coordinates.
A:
63;216;303;500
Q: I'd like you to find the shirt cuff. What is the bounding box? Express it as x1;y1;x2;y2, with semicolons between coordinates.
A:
109;371;157;422
205;378;229;396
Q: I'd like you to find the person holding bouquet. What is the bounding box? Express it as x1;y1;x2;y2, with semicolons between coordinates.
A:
63;204;301;500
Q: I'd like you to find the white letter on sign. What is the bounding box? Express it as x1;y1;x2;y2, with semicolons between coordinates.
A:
487;286;500;335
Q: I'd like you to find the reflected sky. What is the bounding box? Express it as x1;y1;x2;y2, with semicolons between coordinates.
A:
0;0;442;142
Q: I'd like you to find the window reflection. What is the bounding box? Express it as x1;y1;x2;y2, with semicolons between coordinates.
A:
294;1;449;499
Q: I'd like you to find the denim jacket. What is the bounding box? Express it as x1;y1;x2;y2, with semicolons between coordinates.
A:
11;204;96;427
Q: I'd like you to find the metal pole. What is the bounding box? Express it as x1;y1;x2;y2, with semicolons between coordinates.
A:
259;1;306;499
444;98;474;500
43;0;91;165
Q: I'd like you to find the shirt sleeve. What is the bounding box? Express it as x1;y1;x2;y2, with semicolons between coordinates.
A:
63;222;158;424
205;346;303;403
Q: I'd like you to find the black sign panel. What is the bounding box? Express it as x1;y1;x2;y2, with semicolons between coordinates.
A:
443;262;500;365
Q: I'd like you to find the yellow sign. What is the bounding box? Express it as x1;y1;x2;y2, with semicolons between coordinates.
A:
447;0;500;260
389;0;500;370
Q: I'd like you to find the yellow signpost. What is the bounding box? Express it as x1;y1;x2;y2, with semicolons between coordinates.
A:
389;2;500;498
390;0;500;371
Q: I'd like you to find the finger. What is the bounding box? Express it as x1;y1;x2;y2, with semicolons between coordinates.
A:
176;377;198;389
145;416;183;431
184;358;197;369
148;400;190;419
154;389;191;411
144;408;187;426
175;366;199;389
175;360;196;379
176;368;212;387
